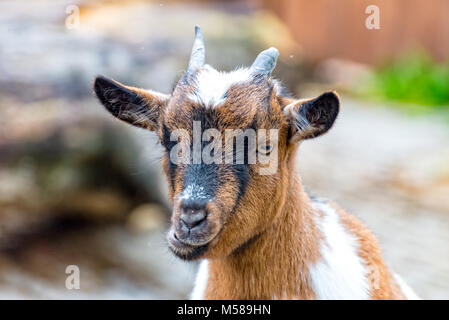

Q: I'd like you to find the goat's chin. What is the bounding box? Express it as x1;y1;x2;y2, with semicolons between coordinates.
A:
169;242;209;261
167;229;218;261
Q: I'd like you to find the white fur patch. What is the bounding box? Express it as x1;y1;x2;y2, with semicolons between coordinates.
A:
179;184;209;201
272;79;283;96
189;66;252;107
309;202;370;299
190;259;209;300
394;273;420;300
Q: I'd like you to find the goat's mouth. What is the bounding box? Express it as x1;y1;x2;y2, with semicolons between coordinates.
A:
167;228;219;260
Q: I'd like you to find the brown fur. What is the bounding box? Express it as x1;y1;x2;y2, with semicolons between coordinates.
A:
203;144;323;299
94;67;411;300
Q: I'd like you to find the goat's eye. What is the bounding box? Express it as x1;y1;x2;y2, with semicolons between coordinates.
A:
257;143;273;155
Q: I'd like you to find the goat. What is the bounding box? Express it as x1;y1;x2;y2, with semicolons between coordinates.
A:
93;26;418;300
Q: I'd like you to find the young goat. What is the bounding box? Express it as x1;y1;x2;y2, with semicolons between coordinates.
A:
93;26;418;299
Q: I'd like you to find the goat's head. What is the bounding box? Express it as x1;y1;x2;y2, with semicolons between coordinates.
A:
93;26;339;260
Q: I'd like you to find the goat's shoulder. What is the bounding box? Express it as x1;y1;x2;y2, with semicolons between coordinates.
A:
307;198;371;299
309;198;415;299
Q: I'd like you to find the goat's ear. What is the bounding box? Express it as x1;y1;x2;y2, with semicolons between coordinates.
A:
284;91;339;142
93;75;169;131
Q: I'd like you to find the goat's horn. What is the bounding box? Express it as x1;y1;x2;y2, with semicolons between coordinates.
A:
250;47;279;75
187;25;206;72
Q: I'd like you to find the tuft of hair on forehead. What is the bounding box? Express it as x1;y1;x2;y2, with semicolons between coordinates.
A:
188;65;254;108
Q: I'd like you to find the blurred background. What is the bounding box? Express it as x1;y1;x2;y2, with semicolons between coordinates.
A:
0;0;448;299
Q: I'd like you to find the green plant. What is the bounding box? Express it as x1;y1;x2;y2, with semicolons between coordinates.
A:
365;52;449;109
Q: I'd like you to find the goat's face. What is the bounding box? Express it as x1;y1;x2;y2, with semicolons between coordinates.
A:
94;27;339;260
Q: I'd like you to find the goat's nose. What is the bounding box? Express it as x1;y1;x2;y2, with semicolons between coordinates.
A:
180;204;207;229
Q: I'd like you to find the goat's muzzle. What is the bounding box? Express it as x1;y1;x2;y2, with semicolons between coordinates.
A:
167;198;221;260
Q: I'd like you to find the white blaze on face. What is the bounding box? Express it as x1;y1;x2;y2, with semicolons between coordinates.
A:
189;65;252;107
308;202;370;300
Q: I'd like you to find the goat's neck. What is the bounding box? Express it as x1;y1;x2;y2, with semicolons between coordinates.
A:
206;154;322;299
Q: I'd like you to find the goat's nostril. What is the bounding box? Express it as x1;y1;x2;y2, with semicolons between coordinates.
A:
180;208;207;229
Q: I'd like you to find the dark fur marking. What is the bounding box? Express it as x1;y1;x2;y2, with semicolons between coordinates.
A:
232;232;262;256
94;76;154;129
183;164;219;201
299;92;339;139
169;242;209;261
161;124;178;188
